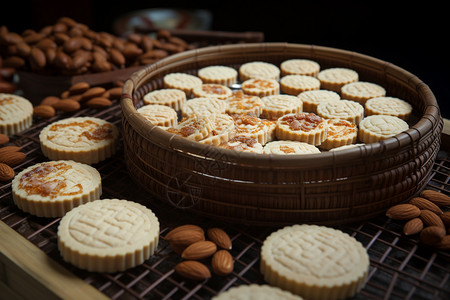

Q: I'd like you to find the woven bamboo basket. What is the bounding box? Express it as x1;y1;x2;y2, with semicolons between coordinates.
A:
120;42;443;226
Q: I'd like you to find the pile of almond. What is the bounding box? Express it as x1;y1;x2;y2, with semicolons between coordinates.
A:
164;224;234;280
0;17;192;76
33;81;123;118
0;134;27;181
385;189;450;250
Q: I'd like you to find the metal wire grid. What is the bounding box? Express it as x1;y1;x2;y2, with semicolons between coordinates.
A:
1;102;449;300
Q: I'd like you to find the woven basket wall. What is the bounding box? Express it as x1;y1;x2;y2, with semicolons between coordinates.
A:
120;43;443;226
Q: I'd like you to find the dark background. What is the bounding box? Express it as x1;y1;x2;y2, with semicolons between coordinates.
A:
1;1;448;118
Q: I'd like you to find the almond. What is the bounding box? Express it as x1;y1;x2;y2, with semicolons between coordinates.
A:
52;99;80;112
211;250;234;276
40;96;60;106
33;105;55;118
403;218;423;236
0;162;15;181
420;190;450;207
0;151;26;167
174;260;211;281
0;134;9;145
436;235;450;251
0;145;22;155
165;229;205;249
409;197;443;215
419;209;445;229
440;212;450;228
181;240;217;260
420;226;446;246
85;97;113;108
80;86;106;101
164;224;204;240
105;86;123;100
386;203;421;220
69;81;90;94
207;228;232;250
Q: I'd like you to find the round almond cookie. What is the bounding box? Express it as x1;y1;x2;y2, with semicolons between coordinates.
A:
218;136;264;154
192;83;233;100
233;114;277;145
260;224;369;300
142;88;186;111
280;58;320;77
340;81;386;105
263;140;320;155
280;75;321;96
0;93;33;136
166;114;215;141
57;198;160;273
11;160;101;218
260;94;303;120
163;72;203;97
276;112;328;146
317;67;359;92
319;119;358;150
39;117;119;165
297;89;341;114
225;91;264;117
137;104;178;128
317;99;364;125
212;284;304;300
199;113;235;146
239;61;280;81
197;65;238;86
181;97;228;118
241;78;280;97
364;96;413;120
358;114;409;143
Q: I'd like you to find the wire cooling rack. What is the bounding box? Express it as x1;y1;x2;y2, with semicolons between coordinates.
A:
1;100;449;300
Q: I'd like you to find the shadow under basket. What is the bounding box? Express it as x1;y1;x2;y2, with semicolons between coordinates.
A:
120;42;443;226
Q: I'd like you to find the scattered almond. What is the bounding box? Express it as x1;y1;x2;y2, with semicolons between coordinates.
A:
174;260;211;281
211;250;234;276
164;228;205;249
403;218;423;236
207;227;232;250
0;151;26;167
419;226;446;246
69;81;90;94
33;105;56;118
0;133;9;145
0;145;22;155
164;224;204;240
40;96;60;106
419;209;445;229
441;212;450;228
181;240;217;260
52;99;80;112
0;162;15;181
420;190;450;207
85;97;113;108
386;203;421;220
409;197;443;215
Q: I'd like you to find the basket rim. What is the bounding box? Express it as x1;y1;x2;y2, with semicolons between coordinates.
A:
120;42;442;165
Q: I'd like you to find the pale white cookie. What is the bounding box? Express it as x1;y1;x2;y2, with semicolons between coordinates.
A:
166;114;215;141
260;224;369;300
365;96;412;120
12;160;101;217
260;94;303;120
225;91;264;117
280;58;320;77
263;140;320;155
297;89;341;113
317;67;359;92
241;78;280;97
199;113;235;146
57;199;159;273
233;114;276;145
280;75;320;96
218;136;264;153
319;119;358;150
358;114;409;143
276;112;327;146
163;72;203;96
137;104;178;128
317;99;364;125
239;61;280;81
197;65;238;86
39;117;119;165
0;93;33;136
142;88;186;111
212;284;304;300
341;81;386;105
192;83;233;100
181;97;227;117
